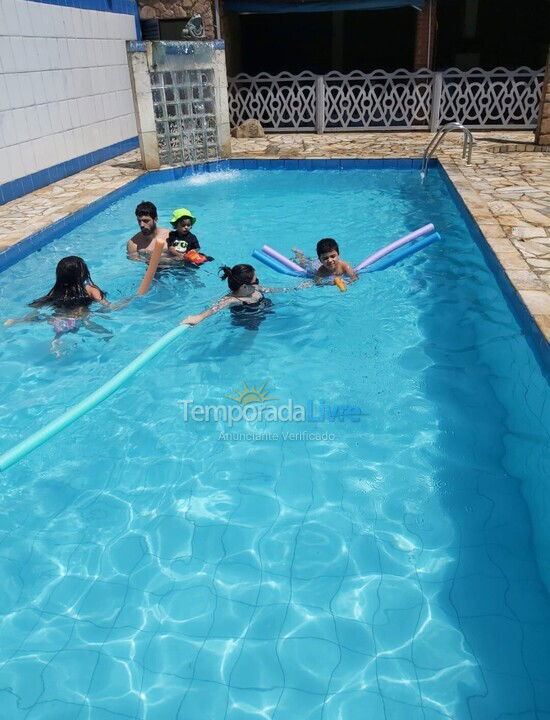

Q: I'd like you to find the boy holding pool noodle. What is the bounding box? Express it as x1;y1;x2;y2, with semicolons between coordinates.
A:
293;238;358;285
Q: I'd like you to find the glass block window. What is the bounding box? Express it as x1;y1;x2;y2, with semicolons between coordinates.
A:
150;69;219;165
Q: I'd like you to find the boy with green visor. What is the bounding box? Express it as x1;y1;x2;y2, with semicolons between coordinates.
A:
167;208;213;266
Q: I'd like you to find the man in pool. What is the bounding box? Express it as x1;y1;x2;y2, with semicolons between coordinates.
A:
127;201;170;261
293;238;358;285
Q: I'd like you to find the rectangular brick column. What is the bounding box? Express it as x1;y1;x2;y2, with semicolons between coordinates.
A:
414;0;437;70
535;47;550;146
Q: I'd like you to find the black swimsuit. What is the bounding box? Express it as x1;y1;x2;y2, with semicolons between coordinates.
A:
230;292;273;331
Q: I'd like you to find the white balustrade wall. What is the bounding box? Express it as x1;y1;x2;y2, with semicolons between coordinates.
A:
0;0;138;202
229;67;545;133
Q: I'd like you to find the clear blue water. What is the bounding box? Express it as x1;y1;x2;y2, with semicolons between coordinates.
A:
0;167;549;720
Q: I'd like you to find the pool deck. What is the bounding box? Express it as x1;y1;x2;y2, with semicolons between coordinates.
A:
1;130;549;341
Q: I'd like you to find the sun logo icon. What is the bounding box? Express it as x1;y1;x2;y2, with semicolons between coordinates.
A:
225;381;277;406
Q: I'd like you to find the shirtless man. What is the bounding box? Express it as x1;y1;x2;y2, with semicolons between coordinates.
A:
127;201;169;261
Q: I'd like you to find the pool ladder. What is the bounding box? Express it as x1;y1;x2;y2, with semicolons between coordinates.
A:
421;122;474;180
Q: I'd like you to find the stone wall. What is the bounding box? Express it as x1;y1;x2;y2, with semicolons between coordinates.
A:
137;0;215;39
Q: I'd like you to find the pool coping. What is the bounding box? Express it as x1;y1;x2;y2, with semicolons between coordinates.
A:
1;156;549;374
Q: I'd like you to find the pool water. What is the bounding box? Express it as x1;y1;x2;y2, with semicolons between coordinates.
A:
0;166;549;720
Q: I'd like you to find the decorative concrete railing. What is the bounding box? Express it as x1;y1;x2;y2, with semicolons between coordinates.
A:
228;67;544;132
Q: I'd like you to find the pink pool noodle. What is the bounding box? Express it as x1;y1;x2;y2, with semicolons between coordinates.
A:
261;245;307;274
354;223;435;271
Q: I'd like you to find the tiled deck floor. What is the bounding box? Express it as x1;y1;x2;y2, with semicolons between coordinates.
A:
0;131;549;340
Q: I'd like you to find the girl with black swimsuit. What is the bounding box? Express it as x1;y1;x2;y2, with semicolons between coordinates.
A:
182;264;279;330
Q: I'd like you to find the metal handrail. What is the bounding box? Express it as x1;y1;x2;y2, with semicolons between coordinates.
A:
421;122;474;179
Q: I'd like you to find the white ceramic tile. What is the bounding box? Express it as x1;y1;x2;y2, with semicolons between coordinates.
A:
38;105;53;137
16;72;34;109
89;67;101;96
58;100;72;132
1;2;139;186
52;131;68;163
0;75;9;113
55;7;70;40
127;112;138;136
29;71;48;106
70;8;84;39
0;36;16;74
43;131;59;167
2;0;22;36
103;91;115;119
62;126;74;156
81;96;95;124
45;38;61;71
65;7;79;39
4;73;22;111
119;13;137;41
74;125;86;155
14;0;32;38
27;2;49;38
24;37;44;72
40;71;56;103
43;4;58;39
34;37;51;72
66;99;79;129
113;41;127;67
12;107;31;145
1;143;13;178
81;68;94;97
0;146;14;184
57;38;70;70
101;93;111;121
30;136;49;172
62;69;77;99
18;139;37;175
85;11;98;41
52;70;66;102
47;101;63;135
6;141;24;178
0;1;10;38
24;106;42;141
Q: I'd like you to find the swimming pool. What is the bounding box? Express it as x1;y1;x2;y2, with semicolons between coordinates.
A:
0;160;549;719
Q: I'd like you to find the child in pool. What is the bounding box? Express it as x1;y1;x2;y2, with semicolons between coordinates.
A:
293;238;357;285
5;240;164;352
182;264;277;330
167;208;213;266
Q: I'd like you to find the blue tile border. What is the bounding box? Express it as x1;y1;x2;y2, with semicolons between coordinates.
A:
0;156;547;374
0;137;139;206
27;0;142;39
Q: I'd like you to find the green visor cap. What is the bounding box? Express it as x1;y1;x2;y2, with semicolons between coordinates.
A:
170;208;197;227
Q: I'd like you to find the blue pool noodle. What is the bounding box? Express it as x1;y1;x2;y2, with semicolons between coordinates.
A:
252;249;303;277
253;228;439;279
360;232;440;273
0;324;189;472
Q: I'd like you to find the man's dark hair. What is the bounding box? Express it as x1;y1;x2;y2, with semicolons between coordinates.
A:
135;201;158;220
317;238;339;257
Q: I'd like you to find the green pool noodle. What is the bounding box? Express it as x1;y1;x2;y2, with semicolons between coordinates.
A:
0;324;189;472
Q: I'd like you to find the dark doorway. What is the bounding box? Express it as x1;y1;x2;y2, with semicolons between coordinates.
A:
436;0;550;70
235;8;417;75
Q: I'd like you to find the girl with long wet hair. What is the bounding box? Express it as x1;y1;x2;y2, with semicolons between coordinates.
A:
5;240;165;351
